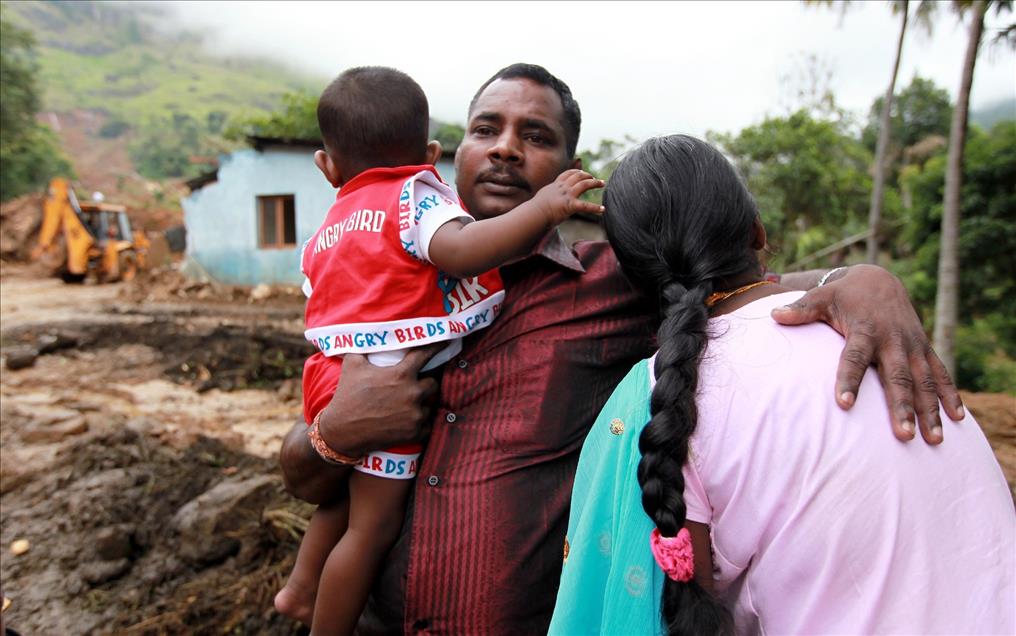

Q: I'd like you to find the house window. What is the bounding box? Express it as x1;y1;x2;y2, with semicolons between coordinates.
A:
257;194;296;248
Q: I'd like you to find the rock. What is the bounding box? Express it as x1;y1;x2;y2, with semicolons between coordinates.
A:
4;346;38;370
10;539;30;555
80;558;131;585
276;378;300;402
36;333;77;354
95;524;135;561
125;416;161;436
30;405;82;426
84;411;113;431
20;415;88;443
60;400;101;412
250;284;272;301
172;475;277;565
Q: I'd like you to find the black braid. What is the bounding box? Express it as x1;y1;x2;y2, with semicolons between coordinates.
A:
604;135;762;636
639;280;709;537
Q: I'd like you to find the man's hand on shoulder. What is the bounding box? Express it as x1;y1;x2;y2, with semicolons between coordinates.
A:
771;264;964;445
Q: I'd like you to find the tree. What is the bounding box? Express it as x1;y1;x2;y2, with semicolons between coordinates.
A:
130;112;206;179
897;122;1016;390
434;123;465;153
0;16;72;200
867;1;910;264
861;77;953;153
709;110;872;269
0;17;38;138
933;0;1011;376
576;136;639;205
805;1;937;262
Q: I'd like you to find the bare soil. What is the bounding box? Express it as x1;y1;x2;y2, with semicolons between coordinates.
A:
0;262;1013;635
1;264;311;635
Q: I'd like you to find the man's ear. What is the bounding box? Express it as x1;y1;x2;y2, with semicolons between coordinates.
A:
314;150;343;188
425;140;443;166
751;215;768;251
569;155;583;170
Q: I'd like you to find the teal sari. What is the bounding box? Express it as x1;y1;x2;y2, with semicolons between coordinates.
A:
549;360;666;635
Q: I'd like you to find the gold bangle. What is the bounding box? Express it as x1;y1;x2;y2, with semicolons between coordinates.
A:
307;412;363;466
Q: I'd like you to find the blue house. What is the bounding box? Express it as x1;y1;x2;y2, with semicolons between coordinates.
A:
182;136;458;286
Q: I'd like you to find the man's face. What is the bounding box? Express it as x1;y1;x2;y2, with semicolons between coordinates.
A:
455;78;577;220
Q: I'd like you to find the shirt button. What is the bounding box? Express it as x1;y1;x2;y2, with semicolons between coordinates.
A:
426;475;440;487
412;618;430;631
457;359;468;369
446;412;457;423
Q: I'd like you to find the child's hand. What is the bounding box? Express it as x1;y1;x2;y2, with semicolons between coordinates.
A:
531;169;605;225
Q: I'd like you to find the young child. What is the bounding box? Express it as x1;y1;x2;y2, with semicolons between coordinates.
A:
550;135;1014;635
274;67;604;635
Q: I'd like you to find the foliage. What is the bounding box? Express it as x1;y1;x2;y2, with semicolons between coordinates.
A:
225;91;321;142
709;110;872;268
434;122;465;152
954;317;1016;393
129;112;240;180
894;121;1016;390
226;90;469;155
0;121;74;201
577;136;640;205
130;113;200;179
861;76;953;156
1;15;38;137
99;116;130;138
899;122;1016;324
0;14;72;201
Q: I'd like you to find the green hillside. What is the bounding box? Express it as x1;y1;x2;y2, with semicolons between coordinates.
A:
1;0;321;128
972;98;1016;131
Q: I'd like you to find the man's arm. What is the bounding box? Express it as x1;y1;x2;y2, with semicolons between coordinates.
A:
772;264;964;444
778;269;825;292
279;421;352;504
279;347;439;503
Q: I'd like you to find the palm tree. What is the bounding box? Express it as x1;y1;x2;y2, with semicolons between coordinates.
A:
932;0;1001;376
805;1;936;264
866;1;911;264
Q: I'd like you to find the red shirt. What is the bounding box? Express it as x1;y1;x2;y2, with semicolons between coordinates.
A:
302;165;503;356
356;232;656;635
301;165;503;427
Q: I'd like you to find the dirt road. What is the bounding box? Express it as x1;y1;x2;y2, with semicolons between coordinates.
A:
1;264;1012;635
1;265;311;634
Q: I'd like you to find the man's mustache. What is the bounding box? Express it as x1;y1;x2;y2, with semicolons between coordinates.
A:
476;168;530;191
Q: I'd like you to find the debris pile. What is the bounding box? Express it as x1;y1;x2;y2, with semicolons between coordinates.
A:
120;265;307;308
0;193;44;263
0;425;312;635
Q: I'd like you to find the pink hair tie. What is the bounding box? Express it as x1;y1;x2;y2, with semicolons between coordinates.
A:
650;527;695;582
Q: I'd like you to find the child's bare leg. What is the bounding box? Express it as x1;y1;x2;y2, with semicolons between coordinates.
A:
275;499;350;627
310;472;412;636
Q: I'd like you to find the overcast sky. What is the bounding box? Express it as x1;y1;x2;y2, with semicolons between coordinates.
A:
159;0;1015;152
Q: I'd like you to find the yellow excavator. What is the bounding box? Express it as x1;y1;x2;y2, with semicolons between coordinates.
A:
31;178;149;283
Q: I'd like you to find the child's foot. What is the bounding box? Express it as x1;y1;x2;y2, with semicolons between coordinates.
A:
274;581;315;627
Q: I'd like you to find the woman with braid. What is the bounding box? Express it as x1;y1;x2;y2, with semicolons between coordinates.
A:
549;135;1014;635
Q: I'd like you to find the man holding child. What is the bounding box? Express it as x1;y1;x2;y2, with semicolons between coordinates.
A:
280;63;964;634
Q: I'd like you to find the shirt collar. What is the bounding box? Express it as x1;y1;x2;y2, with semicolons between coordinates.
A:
530;229;586;273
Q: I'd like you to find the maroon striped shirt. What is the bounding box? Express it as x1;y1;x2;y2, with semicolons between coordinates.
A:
357;233;656;635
